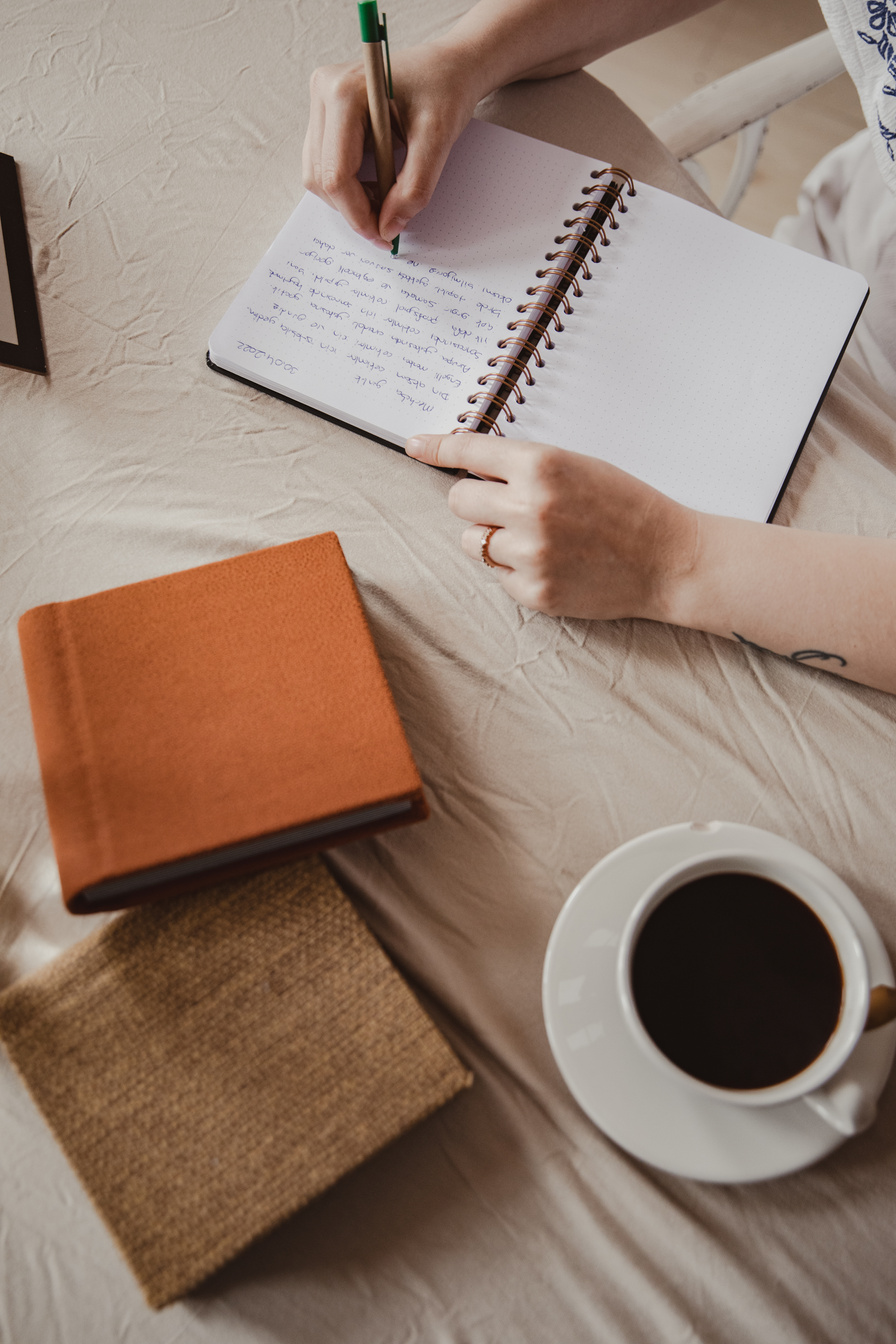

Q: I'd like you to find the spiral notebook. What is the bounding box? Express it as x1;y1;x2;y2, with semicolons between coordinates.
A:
208;119;868;522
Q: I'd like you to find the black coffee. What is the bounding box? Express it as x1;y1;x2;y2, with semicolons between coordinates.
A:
631;873;843;1091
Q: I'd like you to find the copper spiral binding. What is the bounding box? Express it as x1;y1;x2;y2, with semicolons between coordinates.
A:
583;169;635;213
476;372;527;402
580;183;623;205
484;355;536;385
544;249;585;272
575;205;618;230
553;233;601;261
590;167;635;192
496;336;545;365
536;262;592;282
455;166;636;436
520;289;575;315
529;272;583;298
456;407;507;432
502;323;550;349
464;391;516;422
563;218;610;246
514;299;568;326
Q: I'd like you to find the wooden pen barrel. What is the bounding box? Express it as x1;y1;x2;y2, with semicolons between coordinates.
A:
362;43;395;205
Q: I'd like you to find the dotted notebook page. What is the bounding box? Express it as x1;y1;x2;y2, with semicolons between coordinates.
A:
506;180;869;521
208;120;604;445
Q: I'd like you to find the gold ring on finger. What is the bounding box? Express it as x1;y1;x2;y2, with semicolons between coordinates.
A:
480;525;500;568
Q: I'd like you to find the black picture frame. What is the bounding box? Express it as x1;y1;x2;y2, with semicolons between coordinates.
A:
0;152;46;374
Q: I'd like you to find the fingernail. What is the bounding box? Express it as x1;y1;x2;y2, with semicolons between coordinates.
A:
405;436;425;456
390;217;409;234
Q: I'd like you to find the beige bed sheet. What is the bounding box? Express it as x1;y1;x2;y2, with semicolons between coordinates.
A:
2;3;896;1341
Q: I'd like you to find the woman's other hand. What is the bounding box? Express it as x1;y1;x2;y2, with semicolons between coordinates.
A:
404;433;699;622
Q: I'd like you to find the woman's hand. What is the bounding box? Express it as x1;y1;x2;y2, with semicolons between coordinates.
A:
302;40;485;249
404;432;700;621
302;0;723;248
406;431;896;695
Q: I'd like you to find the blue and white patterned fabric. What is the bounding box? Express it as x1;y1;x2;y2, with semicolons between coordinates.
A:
818;0;896;193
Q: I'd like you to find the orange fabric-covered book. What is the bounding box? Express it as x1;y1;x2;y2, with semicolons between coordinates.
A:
18;533;428;913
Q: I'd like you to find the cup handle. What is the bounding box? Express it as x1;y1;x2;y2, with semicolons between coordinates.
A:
803;1078;877;1136
803;984;896;1135
865;984;896;1031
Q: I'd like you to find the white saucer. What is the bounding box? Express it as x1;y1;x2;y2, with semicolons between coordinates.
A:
542;822;896;1183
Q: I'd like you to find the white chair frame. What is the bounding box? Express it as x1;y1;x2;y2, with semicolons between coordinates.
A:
649;29;846;217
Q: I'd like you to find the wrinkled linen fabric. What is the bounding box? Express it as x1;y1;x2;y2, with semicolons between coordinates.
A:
3;5;896;1344
775;129;896;398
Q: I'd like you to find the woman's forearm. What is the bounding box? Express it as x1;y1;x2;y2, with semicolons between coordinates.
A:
406;433;896;698
666;516;896;694
440;0;720;99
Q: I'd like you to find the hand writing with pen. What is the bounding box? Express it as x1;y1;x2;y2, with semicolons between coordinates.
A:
305;0;896;695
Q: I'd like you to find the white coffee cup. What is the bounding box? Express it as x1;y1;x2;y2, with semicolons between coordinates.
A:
617;849;896;1135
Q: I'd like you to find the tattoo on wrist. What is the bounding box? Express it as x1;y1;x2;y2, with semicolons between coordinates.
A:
732;632;847;668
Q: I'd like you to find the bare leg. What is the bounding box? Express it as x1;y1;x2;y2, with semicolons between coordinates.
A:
476;68;716;210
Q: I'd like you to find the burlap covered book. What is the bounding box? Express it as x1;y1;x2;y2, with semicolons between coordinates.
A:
0;857;471;1309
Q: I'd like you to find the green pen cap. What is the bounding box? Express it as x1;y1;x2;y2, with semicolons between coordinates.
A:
358;0;381;42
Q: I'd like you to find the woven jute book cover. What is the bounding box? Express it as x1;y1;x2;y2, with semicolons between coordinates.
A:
0;857;472;1309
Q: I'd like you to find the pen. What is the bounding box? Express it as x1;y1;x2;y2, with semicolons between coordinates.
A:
357;0;399;255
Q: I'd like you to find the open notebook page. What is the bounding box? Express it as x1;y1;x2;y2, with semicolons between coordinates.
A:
209;119;868;521
208;119;589;444
504;168;869;520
